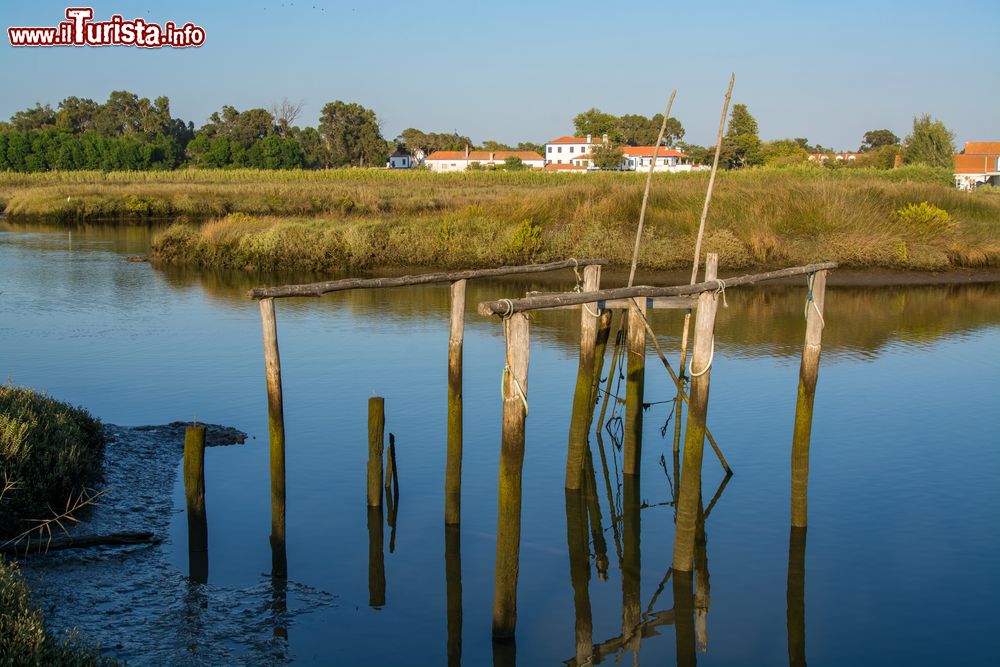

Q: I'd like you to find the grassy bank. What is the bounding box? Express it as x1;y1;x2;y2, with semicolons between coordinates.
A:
0;386;109;664
137;167;1000;272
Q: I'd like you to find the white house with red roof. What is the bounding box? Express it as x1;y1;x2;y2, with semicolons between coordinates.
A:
544;134;607;165
954;141;1000;190
547;136;695;172
424;149;544;172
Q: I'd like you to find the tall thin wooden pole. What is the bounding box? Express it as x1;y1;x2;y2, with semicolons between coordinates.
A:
368;397;385;507
623;297;647;476
492;312;530;640
673;569;697;667
672;255;720;572
791;270;827;527
445;279;466;525
676;74;735;393
566;264;601;490
590;310;613;409
184;424;208;583
787;526;807;667
445;524;463;667
694;500;711;653
259;297;287;578
566;488;593;665
628;90;677;287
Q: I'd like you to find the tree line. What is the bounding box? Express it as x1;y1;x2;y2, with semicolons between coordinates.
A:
0;91;958;172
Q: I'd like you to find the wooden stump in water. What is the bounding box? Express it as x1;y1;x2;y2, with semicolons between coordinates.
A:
623;298;647;476
565;265;602;491
368;504;386;607
565;488;593;665
184;425;208;583
492;312;530;640
368;397;385;508
672;255;720;573
787;526;807;667
446;279;466;526
791;269;827;528
259;297;287;578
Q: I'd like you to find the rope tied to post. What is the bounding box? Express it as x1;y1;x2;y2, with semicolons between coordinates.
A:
498;298;515;319
569;257;600;318
688;337;715;378
715;278;728;308
500;307;529;415
804;272;825;328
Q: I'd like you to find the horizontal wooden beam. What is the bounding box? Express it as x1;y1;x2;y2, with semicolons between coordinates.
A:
478;262;838;317
1;531;159;555
248;258;607;299
542;296;697;311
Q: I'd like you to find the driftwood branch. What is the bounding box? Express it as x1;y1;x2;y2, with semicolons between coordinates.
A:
1;531;159;555
479;262;838;316
248;258;607;299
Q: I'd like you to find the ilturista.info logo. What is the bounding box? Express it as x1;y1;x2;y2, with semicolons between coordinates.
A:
7;7;206;48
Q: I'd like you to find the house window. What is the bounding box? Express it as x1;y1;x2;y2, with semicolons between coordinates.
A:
547;146;552;153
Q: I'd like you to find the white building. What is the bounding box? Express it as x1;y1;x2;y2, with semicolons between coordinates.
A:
544;134;607;165
425;149;544;172
621;147;694;172
387;150;413;169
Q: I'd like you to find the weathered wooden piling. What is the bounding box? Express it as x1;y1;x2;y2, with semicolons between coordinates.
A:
787;526;807;667
367;504;386;607
368;397;385;507
492;312;530;640
623;298;647;476
590;310;613;408
565;489;593;665
259;297;287;578
672;255;721;572
621;472;642;654
673;569;697;667
694;501;711;653
791;270;827;528
184;424;208;583
565;265;602;490
445;279;466;526
445;524;463;667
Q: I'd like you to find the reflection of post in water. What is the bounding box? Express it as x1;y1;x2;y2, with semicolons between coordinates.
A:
183;424;209;584
582;448;609;580
368;504;386;608
673;255;721;573
566;264;602;490
623;298;646;476
492;312;530;640
565;488;593;665
445;524;463;667
694;500;711;653
492;638;516;667
791;270;828;528
446;278;466;526
385;433;400;553
271;573;289;647
259;297;287;578
621;472;641;656
787;526;807;667
673;569;697;667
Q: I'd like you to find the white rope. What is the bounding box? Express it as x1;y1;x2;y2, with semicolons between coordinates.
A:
687;337;715;378
715;278;728;308
804;273;825;329
499;298;515;319
501;366;529;415
583;302;600;318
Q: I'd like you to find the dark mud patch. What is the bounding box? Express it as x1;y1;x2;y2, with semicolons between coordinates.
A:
17;422;335;665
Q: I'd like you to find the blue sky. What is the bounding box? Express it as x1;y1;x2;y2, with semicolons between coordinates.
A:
1;0;997;150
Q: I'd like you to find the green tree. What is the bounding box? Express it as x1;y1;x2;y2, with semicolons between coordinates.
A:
318;101;387;167
573;108;617;138
397;128;472;156
516;141;543;155
793;137;833;154
482;139;512;151
54;97;99;133
591;143;623;170
720;103;763;169
859;129;900;153
903;114;954;168
761;138;809;166
9;104;56;131
503;156;526;171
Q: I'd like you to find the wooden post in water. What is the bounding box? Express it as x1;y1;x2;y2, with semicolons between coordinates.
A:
590;310;613;409
368;397;385;508
694;501;711;653
672;255;720;572
673;569;697;667
565;264;602;490
623;298;647;476
259;297;287;578
445;524;463;667
492;312;530;640
791;270;827;528
184;424;208;583
445;279;466;525
565;488;593;665
622;471;641;656
367;505;386;607
787;526;807;667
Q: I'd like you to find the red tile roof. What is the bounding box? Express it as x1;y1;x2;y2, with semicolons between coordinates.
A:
426;150;543;161
621;146;686;158
964;142;1000;155
547;136;595;145
955;154;999;174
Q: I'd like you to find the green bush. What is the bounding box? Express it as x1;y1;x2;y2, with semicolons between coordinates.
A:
504;219;543;261
894;201;957;240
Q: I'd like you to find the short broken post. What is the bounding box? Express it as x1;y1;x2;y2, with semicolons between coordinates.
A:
672;254;721;572
791;270;827;528
445;279;466;525
623;297;647;476
492;312;530;640
184;424;208;583
259;297;287;578
368;397;385;508
566;264;602;490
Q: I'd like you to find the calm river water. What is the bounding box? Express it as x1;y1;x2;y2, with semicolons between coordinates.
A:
2;223;999;666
